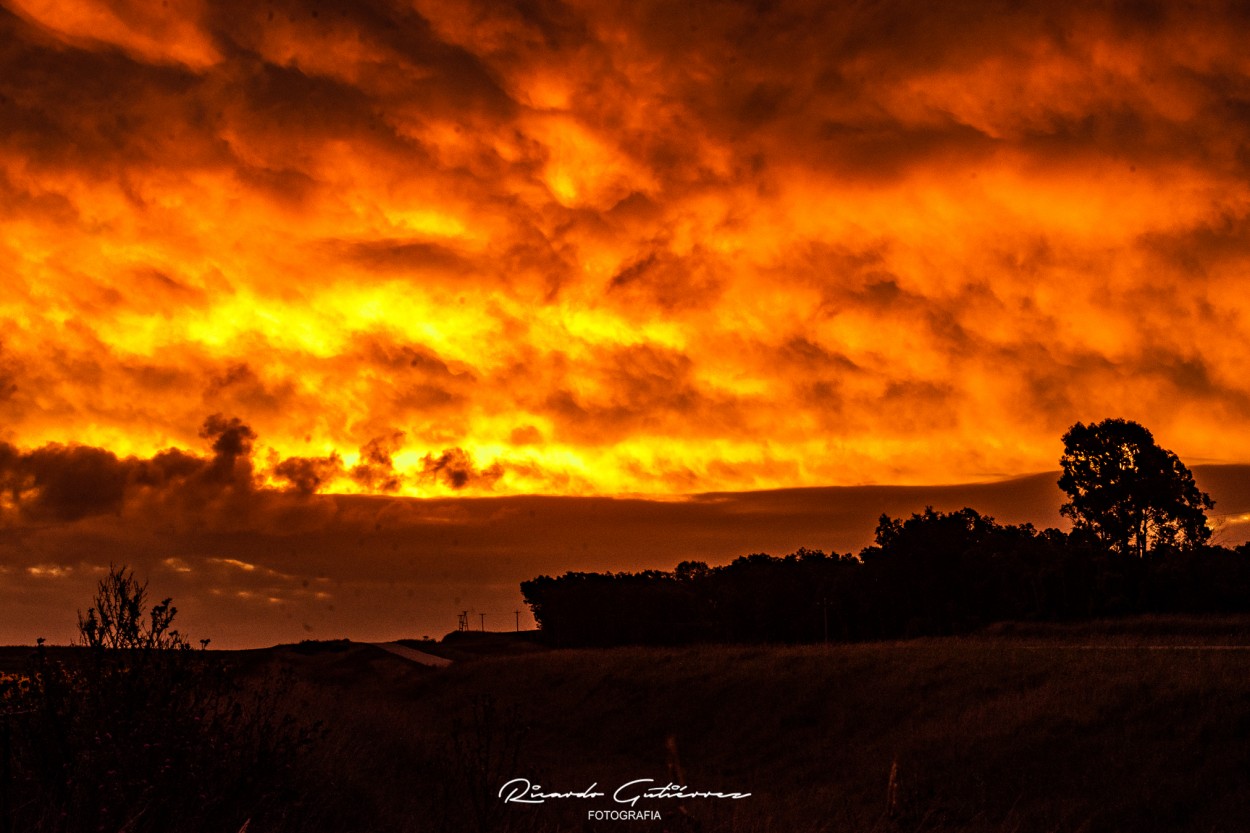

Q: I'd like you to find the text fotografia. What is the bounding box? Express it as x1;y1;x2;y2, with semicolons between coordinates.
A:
499;778;752;807
588;809;661;821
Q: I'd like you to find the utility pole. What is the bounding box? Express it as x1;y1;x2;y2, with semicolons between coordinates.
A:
515;609;520;632
480;612;486;632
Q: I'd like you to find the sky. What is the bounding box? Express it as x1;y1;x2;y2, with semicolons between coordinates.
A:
3;0;1250;646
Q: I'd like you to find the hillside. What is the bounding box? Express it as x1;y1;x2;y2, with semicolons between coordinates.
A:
208;616;1250;833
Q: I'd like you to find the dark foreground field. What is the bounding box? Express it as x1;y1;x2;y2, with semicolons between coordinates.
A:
268;621;1250;832
9;619;1250;832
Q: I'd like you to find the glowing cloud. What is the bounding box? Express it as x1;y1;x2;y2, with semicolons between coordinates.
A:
3;0;1250;498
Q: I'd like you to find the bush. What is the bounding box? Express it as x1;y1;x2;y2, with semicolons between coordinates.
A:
0;565;321;833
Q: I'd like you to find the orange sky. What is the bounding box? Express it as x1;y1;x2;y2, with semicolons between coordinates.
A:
3;0;1250;645
4;0;1250;497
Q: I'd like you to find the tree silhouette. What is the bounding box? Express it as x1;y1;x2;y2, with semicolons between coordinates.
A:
77;564;192;650
519;420;1250;647
1058;419;1213;557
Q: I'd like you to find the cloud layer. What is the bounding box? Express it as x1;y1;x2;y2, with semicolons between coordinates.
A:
3;0;1250;498
3;420;1250;647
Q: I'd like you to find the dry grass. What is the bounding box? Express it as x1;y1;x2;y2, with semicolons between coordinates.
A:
8;618;1250;832
229;618;1250;833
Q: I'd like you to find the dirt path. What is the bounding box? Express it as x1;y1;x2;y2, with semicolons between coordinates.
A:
370;641;453;667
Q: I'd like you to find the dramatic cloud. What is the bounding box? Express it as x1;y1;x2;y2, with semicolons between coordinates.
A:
2;430;1247;646
420;446;504;489
2;0;1250;499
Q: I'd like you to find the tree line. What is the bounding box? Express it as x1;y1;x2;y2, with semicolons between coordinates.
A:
521;419;1250;646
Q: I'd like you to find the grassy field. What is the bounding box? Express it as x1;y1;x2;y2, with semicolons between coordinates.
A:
8;618;1250;832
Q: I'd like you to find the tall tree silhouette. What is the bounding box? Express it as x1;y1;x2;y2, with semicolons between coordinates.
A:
1058;419;1213;557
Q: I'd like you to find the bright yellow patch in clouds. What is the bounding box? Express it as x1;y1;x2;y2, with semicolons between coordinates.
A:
3;0;1250;496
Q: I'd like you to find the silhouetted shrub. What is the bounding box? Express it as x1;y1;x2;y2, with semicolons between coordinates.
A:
0;566;321;833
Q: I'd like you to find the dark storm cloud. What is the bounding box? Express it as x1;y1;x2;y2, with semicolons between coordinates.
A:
199;413;257;481
332;238;474;278
6;0;1250;216
205;363;298;416
0;0;514;202
0;415;260;525
0;7;221;174
0;341;18;404
878;381;961;431
343;334;476;416
0;167;78;225
537;343;740;443
591;0;1250;192
354;336;468;379
0;414;502;535
274;453;344;495
234;161;320;207
607;249;725;311
1139;213;1250;277
350;432;405;492
419;447;504;490
1129;349;1250;420
200;0;517;115
0;442;128;521
126;268;213;310
987;337;1250;438
778;337;860;375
